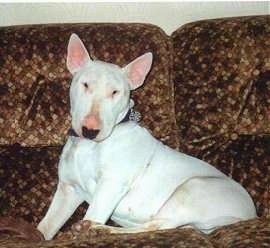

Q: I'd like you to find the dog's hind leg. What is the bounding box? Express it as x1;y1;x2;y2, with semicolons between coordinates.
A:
72;216;190;235
72;219;167;234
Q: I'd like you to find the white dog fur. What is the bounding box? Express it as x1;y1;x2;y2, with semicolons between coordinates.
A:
37;34;257;240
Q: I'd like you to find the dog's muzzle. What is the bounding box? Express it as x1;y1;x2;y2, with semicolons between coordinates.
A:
82;127;100;139
68;108;142;140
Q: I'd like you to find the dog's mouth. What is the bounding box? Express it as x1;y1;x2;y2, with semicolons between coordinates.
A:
82;127;100;140
69;125;110;142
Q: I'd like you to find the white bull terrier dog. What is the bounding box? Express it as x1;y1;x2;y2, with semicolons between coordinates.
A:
37;34;257;240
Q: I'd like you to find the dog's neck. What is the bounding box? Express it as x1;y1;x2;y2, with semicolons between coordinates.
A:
68;108;141;138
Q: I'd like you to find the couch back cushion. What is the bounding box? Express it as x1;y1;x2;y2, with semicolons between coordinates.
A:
0;23;179;148
172;16;270;218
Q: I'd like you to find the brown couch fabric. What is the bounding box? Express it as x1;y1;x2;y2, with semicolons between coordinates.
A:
0;16;269;247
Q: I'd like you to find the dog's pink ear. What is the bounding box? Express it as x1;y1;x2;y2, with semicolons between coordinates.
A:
66;33;91;74
123;52;153;90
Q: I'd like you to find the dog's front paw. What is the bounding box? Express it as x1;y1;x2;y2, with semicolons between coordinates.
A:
71;220;91;236
71;220;110;239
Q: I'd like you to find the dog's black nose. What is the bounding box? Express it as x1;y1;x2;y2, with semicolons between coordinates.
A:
82;126;100;139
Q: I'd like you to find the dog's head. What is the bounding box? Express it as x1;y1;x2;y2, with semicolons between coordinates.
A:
66;34;153;142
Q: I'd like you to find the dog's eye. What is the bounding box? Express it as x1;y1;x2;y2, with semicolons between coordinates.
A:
112;90;119;97
83;82;88;89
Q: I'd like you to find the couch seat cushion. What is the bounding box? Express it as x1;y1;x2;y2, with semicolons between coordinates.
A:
0;144;269;247
0;228;214;248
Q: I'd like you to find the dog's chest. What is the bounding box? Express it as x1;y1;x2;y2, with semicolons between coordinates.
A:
59;137;99;193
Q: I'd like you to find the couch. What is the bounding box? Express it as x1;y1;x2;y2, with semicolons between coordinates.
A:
0;15;269;247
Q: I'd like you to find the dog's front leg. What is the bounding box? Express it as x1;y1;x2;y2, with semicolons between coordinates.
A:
37;182;83;240
83;178;129;224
